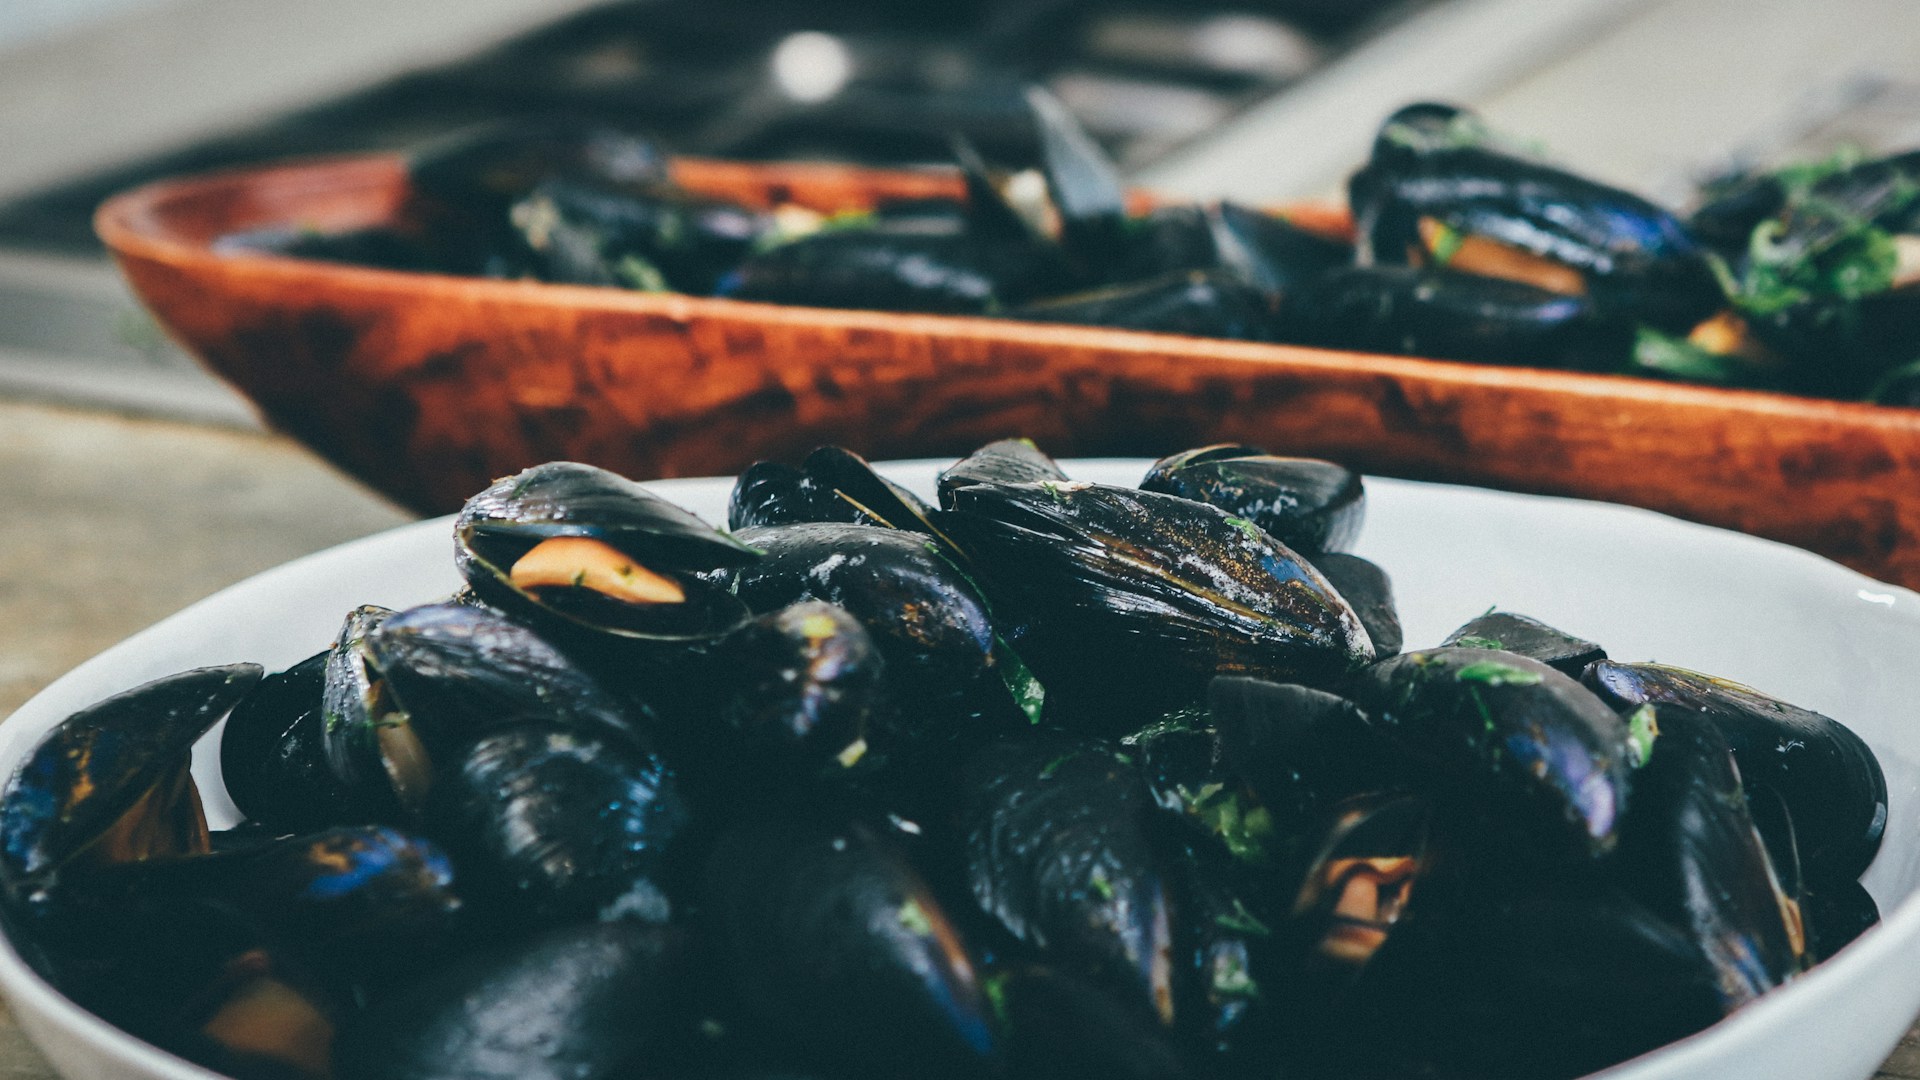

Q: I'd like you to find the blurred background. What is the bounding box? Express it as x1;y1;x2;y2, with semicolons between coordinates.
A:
4;2;1920;1076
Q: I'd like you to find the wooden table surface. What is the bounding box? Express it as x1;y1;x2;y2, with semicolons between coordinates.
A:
0;398;1911;1078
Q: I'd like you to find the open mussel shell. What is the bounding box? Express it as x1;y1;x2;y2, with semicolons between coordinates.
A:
1347;647;1630;860
1351;104;1721;333
456;462;758;645
421;724;688;927
336;920;685;1080
942;480;1372;719
1139;446;1365;555
1440;610;1605;679
1281;793;1430;987
703;818;995;1078
1584;660;1886;883
1611;704;1804;1003
1026;85;1128;273
0;663;261;904
220;651;359;835
961;740;1176;1026
1306;553;1401;658
319;605;423;822
936;438;1069;507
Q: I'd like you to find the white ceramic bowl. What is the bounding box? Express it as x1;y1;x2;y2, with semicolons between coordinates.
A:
2;461;1918;1080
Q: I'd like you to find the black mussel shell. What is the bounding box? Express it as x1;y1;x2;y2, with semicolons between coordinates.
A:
456;462;758;644
1611;705;1803;1003
220;651;358;835
701;601;882;784
729;460;856;531
1027;86;1129;273
213;224;435;272
1116;205;1222;284
1347;648;1630;859
942;480;1372;719
1439;610;1605;678
1306;553;1401;658
1804;877;1880;962
798;446;952;544
1287;264;1630;370
1207;678;1410;824
995;966;1189;1080
1326;883;1729;1080
335;920;685;1080
1352;107;1721;332
716;523;1017;774
936;439;1069;507
961;740;1176;1024
1;664;261;902
1140;447;1365;555
1583;660;1886;882
319;605;422;821
704;818;995;1078
1011;271;1285;341
70;825;462;988
1209;202;1353;294
422;725;688;927
1160;834;1287;1067
365;600;647;755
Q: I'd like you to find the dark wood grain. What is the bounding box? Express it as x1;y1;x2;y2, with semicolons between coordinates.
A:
96;154;1920;589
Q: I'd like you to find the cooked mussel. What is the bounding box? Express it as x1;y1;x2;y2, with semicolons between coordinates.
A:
1139;446;1365;555
422;725;688;927
936;438;1069;506
714;523;1023;773
0;664;261;907
335;920;686;1080
1351;102;1722;332
1611;704;1804;1001
455;461;759;646
704;818;995;1078
1305;554;1401;658
220;651;358;835
941;480;1372;719
1439;610;1604;678
508;177;767;294
1287;263;1630;369
1584;660;1885;882
961;739;1176;1024
1347;648;1630;859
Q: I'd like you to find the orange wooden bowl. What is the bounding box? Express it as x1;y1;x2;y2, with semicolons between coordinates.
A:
97;153;1920;589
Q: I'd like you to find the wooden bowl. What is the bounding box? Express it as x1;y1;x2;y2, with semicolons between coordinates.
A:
97;154;1920;589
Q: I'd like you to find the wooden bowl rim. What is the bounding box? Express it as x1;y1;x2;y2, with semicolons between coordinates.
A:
92;151;1920;434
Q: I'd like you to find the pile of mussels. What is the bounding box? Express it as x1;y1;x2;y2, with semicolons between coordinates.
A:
225;90;1920;402
0;440;1889;1080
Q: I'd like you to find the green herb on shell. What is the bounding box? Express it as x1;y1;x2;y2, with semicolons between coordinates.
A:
1451;634;1504;650
896;898;933;936
1626;704;1660;768
1455;660;1544;687
1215;899;1272;938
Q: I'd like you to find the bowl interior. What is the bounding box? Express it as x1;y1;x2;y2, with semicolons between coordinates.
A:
2;460;1918;1080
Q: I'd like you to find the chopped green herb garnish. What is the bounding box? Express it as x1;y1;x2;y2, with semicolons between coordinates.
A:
1215;899;1272;938
896;898;934;936
1629;325;1763;386
1455;660;1544;687
1224;516;1268;543
1179;783;1276;864
1039;751;1076;780
1120;709;1201;746
1210;953;1261;1001
1452;635;1504;650
982;971;1013;1028
995;635;1047;725
613;254;670;292
1626;704;1660;768
1088;869;1116;902
1427;221;1466;265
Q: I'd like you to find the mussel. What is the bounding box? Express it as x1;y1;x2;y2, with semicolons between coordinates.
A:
1139;446;1365;555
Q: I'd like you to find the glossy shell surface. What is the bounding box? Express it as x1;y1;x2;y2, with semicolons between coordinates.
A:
2;463;1920;1080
